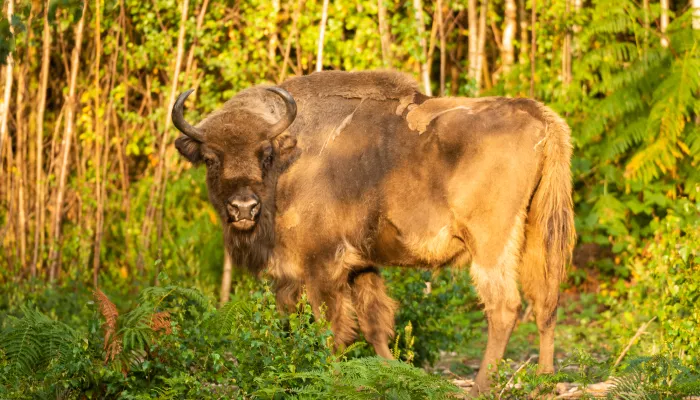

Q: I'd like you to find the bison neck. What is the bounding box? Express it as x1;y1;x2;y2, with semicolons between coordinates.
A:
224;208;275;275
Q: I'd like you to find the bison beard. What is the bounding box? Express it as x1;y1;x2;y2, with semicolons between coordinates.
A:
172;70;575;396
223;196;275;276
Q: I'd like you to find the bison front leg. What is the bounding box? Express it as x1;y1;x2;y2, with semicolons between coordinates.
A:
349;268;397;359
305;282;359;352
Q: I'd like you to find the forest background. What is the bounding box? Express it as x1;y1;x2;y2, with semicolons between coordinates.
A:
0;0;699;398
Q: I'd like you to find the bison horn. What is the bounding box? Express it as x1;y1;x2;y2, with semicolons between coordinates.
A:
172;89;205;142
266;87;297;138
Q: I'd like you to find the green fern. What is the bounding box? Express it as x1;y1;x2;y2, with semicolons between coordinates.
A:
259;357;460;400
139;285;210;311
608;355;700;399
0;306;78;376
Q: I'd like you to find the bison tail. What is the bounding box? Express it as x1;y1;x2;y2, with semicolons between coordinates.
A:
529;106;576;282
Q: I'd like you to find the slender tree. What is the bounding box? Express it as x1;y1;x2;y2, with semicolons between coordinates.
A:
661;0;669;47
0;0;14;168
642;0;650;49
32;0;51;278
562;0;572;85
140;0;190;272
220;250;233;305
437;0;446;96
518;0;528;66
530;0;537;98
92;0;104;287
15;11;30;273
184;0;212;88
316;0;330;72
502;0;516;72
377;0;393;67
474;0;488;93
48;0;89;281
279;0;302;82
268;0;280;68
468;0;478;80
413;0;432;95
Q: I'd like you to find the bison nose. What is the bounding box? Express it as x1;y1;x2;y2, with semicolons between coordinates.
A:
227;194;260;221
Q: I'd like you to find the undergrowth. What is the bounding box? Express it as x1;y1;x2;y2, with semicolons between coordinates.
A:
0;275;460;399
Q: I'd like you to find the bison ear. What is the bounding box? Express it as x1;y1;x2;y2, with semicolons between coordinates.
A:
275;133;299;170
175;135;203;165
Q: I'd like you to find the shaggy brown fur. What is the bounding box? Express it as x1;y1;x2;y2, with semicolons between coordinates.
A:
173;70;575;395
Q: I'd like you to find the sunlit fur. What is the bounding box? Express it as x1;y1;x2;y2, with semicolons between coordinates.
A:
174;70;575;395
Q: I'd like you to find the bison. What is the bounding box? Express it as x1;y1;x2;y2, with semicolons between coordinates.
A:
172;70;575;394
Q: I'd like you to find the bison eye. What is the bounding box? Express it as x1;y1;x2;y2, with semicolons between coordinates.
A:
262;152;274;170
260;143;274;170
204;156;216;167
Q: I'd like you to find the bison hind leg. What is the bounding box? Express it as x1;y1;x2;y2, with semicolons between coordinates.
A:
349;267;397;359
469;213;526;395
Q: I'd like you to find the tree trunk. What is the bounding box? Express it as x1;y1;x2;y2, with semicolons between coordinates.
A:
474;0;488;94
502;0;516;73
48;0;88;281
426;7;439;85
694;0;700;30
468;0;478;80
92;0;103;288
0;0;14;169
530;0;537;98
269;0;280;68
562;0;572;85
279;0;302;82
315;0;329;72
451;35;464;95
437;0;446;96
219;250;233;306
377;0;393;67
14;5;34;277
660;0;669;47
32;0;51;278
184;0;211;88
518;0;528;66
15;34;28;274
140;0;189;272
413;0;432;95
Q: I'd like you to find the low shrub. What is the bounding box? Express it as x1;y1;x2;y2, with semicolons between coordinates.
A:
599;200;700;368
0;277;460;399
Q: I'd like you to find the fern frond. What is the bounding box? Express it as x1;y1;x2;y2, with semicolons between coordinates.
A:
625;50;700;182
0;306;78;375
150;311;172;335
139;285;210;311
93;289;122;362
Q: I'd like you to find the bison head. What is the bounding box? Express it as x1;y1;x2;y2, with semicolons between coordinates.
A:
172;87;298;234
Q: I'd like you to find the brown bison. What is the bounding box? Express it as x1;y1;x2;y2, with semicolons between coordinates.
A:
172;70;575;394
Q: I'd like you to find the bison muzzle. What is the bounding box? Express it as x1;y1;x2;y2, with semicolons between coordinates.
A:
172;70;575;395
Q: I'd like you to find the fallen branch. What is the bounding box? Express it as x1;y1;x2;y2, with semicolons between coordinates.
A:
499;356;533;399
612;316;657;369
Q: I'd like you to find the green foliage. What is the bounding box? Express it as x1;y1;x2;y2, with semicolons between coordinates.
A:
382;268;481;366
0;306;81;375
604;203;700;367
608;355;700;399
552;3;699;262
272;357;460;399
483;353;700;399
0;282;462;399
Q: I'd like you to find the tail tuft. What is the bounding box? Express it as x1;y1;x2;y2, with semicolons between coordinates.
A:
530;106;576;281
